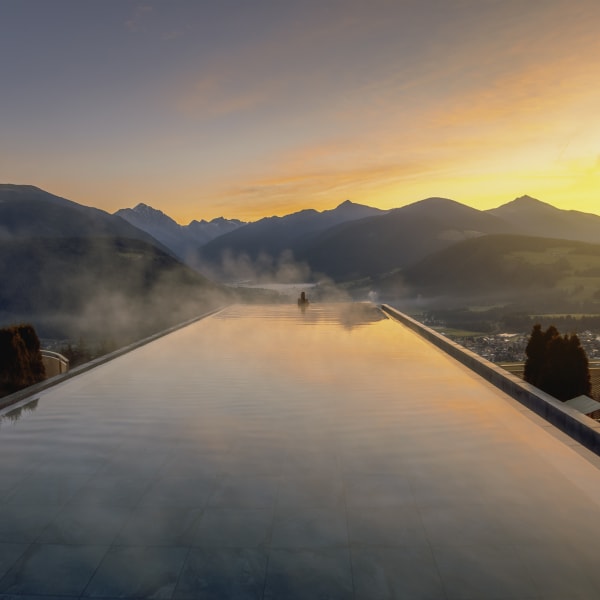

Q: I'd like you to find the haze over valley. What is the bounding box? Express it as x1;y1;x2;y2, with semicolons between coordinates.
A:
2;183;600;355
114;187;600;315
2;1;600;352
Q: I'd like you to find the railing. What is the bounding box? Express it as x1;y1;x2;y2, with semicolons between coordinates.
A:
41;350;69;378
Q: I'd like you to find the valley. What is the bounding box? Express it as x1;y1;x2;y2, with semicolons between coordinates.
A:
2;184;600;367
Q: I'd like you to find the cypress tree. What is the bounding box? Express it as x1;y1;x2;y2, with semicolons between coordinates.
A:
524;325;592;401
538;334;570;401
524;324;545;386
524;324;559;386
567;333;591;398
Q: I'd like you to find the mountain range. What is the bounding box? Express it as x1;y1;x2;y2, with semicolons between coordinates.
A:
198;200;385;264
0;185;257;343
0;185;165;249
113;192;600;282
296;197;512;280
1;184;600;338
115;203;244;263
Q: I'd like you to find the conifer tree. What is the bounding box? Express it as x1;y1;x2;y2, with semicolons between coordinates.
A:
524;325;591;401
524;324;545;386
538;334;570;400
524;324;558;386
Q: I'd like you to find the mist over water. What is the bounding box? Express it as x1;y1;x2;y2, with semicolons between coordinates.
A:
2;304;600;596
193;248;312;285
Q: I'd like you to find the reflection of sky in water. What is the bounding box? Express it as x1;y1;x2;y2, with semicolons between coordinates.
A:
1;304;600;597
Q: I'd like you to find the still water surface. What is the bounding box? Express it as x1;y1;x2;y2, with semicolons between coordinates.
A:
1;303;600;598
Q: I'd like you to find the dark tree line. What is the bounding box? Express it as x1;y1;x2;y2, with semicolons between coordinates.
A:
0;324;45;393
424;307;600;336
524;324;591;401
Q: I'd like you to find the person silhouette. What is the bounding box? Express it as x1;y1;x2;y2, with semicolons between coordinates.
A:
297;291;309;306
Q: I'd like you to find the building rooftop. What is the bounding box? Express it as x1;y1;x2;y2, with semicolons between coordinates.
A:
1;303;600;598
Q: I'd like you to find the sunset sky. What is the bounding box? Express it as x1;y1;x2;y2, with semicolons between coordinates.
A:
1;0;599;223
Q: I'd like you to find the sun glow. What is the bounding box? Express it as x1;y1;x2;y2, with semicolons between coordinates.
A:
2;1;600;221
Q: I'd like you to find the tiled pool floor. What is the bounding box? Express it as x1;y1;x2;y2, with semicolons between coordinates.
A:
1;303;600;598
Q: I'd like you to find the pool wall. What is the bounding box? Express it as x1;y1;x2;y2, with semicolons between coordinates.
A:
381;304;600;456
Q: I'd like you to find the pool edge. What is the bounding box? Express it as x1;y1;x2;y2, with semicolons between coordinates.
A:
381;303;600;457
0;305;229;411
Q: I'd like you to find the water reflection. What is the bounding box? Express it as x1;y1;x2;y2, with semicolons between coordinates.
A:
0;397;39;425
336;302;386;330
0;304;598;598
221;302;385;331
296;301;386;329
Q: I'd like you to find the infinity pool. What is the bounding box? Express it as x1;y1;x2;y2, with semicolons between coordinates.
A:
1;303;600;598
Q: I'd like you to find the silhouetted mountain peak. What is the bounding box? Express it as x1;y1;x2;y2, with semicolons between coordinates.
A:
331;199;384;216
200;200;384;265
207;216;244;226
336;199;354;209
415;196;459;205
0;184;86;211
396;197;491;221
133;202;162;214
488;194;600;244
115;202;246;261
0;183;45;195
497;195;558;213
407;197;472;209
116;203;180;228
0;184;169;251
514;194;542;203
189;216;244;227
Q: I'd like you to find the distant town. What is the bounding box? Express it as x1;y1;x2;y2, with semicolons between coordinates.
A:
419;317;600;401
447;330;600;365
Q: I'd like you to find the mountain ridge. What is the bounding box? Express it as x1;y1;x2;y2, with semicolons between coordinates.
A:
4;184;600;292
115;203;244;261
0;184;170;253
0;185;234;342
296;197;515;281
199;199;386;267
380;233;600;311
487;195;600;244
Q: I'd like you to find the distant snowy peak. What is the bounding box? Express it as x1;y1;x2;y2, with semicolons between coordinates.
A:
187;217;245;240
114;203;246;261
115;203;180;229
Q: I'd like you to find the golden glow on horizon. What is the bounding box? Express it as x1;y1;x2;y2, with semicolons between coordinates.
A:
3;2;600;223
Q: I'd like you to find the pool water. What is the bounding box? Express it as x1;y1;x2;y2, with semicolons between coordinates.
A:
1;303;600;598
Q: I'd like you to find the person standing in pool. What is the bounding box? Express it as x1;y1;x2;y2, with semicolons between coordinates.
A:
298;291;309;306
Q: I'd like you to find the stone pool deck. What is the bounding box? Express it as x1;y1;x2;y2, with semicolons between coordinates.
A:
0;303;600;599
